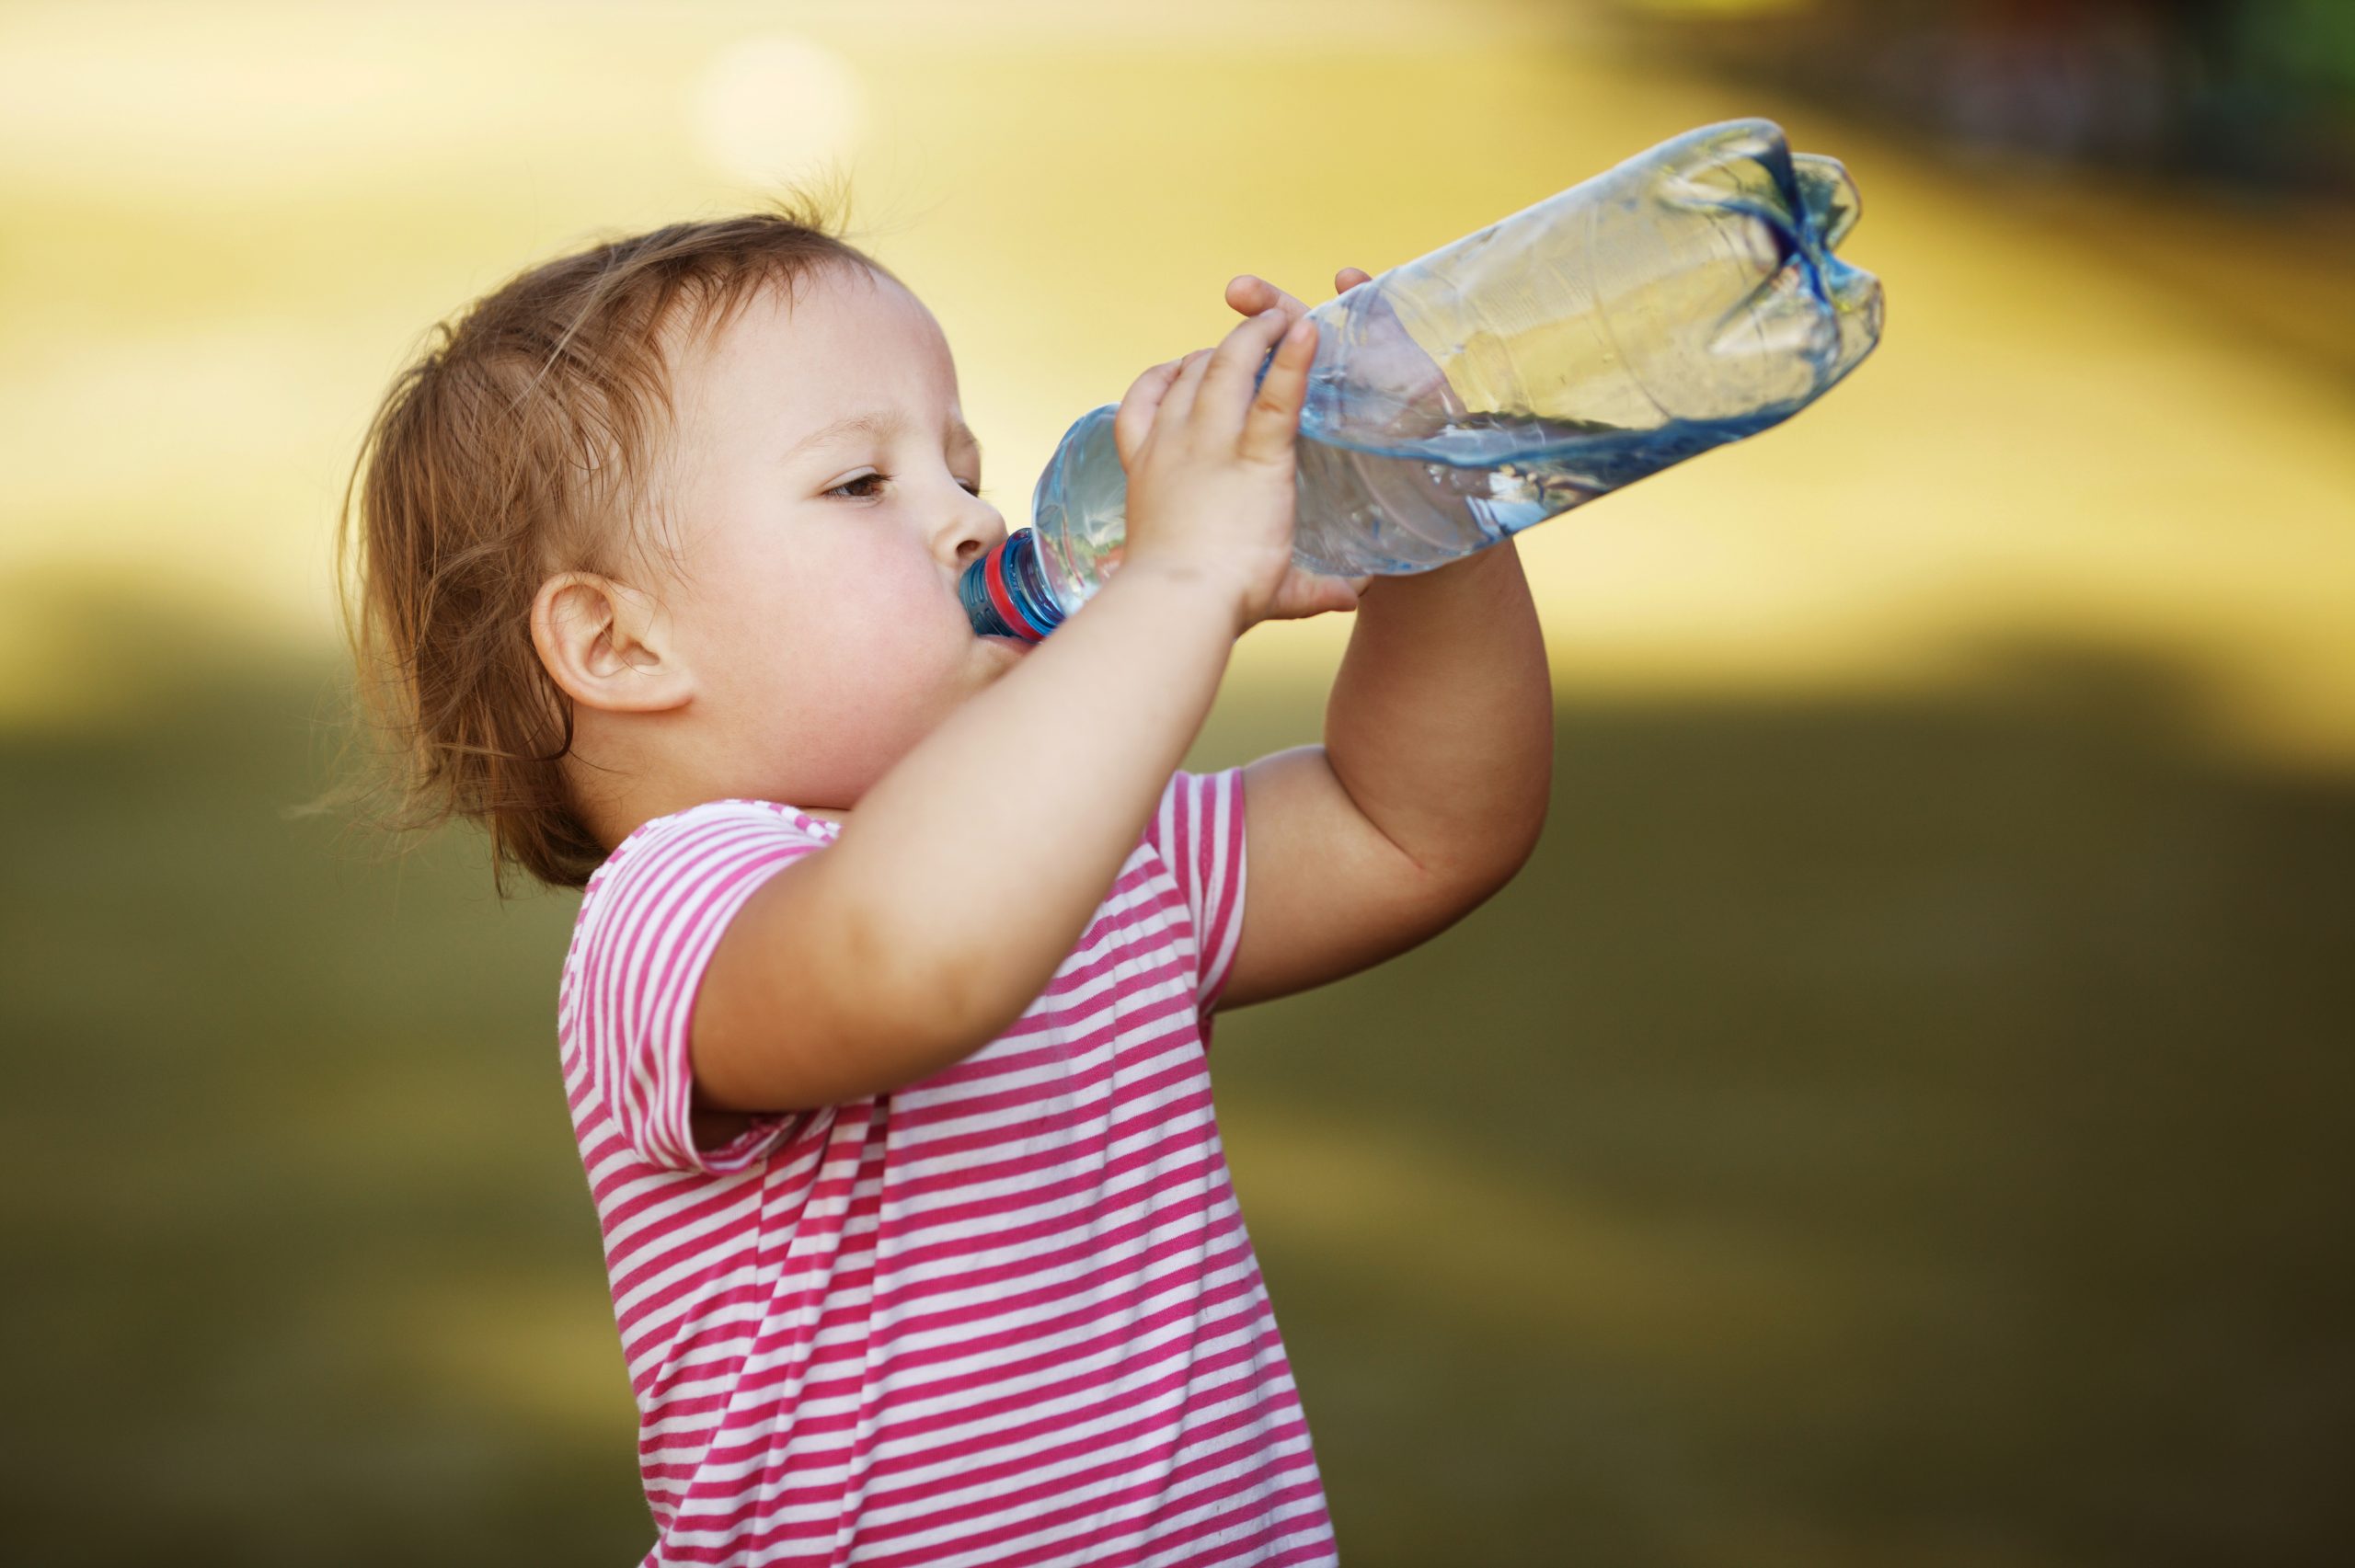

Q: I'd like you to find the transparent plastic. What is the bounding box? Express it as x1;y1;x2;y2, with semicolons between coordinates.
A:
960;118;1884;641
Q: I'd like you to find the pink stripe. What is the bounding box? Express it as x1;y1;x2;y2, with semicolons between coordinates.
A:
584;815;769;1163
590;816;749;1148
740;1431;1324;1565
1155;1512;1338;1568
1113;1474;1333;1568
683;1318;1281;1506
643;1177;1228;1380
669;1351;1299;1555
633;1150;1249;1406
637;843;815;1165
688;1393;1308;1531
694;1407;1315;1558
714;1220;1254;1402
711;1233;1271;1440
877;1081;1212;1205
583;807;822;1170
879;1133;1220;1251
905;961;1194;1099
879;1004;1199;1139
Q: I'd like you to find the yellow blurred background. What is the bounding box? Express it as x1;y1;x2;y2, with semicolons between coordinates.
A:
3;1;2349;1562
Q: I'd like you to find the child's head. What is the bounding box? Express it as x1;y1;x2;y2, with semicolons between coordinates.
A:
330;193;1017;895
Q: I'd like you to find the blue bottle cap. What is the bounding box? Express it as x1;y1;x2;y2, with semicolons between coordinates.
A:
957;528;1064;643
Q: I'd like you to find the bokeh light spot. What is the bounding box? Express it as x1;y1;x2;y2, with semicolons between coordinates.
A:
688;33;867;189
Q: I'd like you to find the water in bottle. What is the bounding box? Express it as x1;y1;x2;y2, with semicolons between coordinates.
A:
961;117;1884;642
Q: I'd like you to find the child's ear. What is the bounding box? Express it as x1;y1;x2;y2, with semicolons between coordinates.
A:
531;571;695;714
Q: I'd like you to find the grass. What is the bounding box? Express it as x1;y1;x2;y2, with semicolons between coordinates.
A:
2;621;2348;1566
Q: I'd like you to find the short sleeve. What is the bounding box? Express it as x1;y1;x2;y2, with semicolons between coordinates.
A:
1143;767;1249;1017
562;801;833;1175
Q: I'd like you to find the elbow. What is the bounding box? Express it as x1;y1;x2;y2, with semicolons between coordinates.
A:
1397;812;1545;923
1460;822;1545;909
1411;780;1551;903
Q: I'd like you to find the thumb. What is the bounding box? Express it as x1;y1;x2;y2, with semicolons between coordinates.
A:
1258;567;1368;623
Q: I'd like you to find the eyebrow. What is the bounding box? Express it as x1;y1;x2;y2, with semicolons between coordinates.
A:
787;409;982;464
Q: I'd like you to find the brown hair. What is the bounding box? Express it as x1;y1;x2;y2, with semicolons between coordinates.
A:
305;182;892;897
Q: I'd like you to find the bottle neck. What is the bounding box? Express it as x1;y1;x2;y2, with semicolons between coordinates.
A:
957;528;1067;643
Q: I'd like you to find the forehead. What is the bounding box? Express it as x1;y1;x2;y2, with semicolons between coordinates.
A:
678;265;955;424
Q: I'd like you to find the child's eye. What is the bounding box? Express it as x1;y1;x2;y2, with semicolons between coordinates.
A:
824;471;979;501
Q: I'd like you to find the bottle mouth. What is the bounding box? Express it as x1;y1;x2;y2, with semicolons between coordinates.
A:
957;528;1064;643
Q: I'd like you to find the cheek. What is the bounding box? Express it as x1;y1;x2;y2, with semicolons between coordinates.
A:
787;534;963;703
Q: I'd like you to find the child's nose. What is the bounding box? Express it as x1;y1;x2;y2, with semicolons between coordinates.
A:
946;498;1007;568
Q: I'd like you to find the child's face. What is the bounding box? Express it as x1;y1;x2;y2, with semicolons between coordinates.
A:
653;264;1021;811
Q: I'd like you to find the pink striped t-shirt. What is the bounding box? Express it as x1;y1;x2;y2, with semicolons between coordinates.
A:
556;767;1337;1567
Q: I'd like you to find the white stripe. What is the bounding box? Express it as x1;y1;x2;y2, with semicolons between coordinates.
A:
582;807;821;1168
710;1233;1261;1414
674;1328;1280;1503
878;1080;1212;1199
718;1429;1319;1566
663;1347;1302;1535
1200;773;1234;1001
861;1164;1235;1294
882;1017;1202;1152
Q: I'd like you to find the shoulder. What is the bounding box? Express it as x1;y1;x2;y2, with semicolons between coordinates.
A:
564;798;839;977
584;798;838;901
1138;767;1245;865
557;798;841;1173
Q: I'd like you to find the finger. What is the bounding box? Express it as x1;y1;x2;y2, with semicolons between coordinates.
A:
1226;273;1312;322
1259;567;1365;623
1237;315;1318;466
1114;357;1187;469
1195;307;1297;426
1155;345;1220;436
1335;268;1373;293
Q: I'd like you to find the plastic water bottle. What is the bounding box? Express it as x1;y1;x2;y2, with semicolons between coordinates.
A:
960;118;1883;642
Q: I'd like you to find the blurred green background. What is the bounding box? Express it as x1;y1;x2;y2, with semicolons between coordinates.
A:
3;1;2350;1563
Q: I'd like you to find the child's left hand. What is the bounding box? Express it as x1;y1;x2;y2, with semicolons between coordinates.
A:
1226;268;1465;442
1221;270;1379;607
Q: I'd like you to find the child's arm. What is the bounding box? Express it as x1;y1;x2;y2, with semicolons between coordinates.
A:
688;305;1361;1116
1214;271;1555;1009
1223;541;1553;1006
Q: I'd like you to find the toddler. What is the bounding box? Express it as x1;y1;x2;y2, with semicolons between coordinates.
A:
336;194;1554;1565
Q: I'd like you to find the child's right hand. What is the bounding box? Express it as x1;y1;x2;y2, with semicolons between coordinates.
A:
1113;308;1367;634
